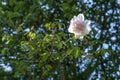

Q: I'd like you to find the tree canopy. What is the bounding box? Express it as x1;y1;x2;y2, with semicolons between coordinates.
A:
0;0;120;80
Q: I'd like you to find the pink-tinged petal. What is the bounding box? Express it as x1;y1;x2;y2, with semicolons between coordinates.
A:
85;26;91;34
77;14;84;21
71;16;77;22
68;26;74;33
79;36;84;39
75;34;80;39
84;20;91;26
81;26;91;36
75;34;84;39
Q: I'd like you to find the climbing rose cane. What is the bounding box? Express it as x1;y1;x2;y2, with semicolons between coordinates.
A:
68;14;91;39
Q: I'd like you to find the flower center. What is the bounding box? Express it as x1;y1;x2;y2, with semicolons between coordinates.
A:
73;21;85;33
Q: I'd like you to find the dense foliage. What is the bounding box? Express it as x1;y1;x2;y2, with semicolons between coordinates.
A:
0;0;120;80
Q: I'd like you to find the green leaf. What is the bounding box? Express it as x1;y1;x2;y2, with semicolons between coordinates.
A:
45;22;51;30
41;53;49;62
16;23;24;32
7;12;20;19
28;32;36;40
74;48;79;59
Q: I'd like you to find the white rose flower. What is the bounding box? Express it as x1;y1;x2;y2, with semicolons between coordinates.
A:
68;13;91;39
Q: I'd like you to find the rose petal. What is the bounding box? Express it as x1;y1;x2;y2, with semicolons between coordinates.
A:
71;16;77;22
84;20;91;26
85;26;91;34
79;36;84;39
68;25;74;33
77;14;84;21
75;34;84;39
75;34;81;39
